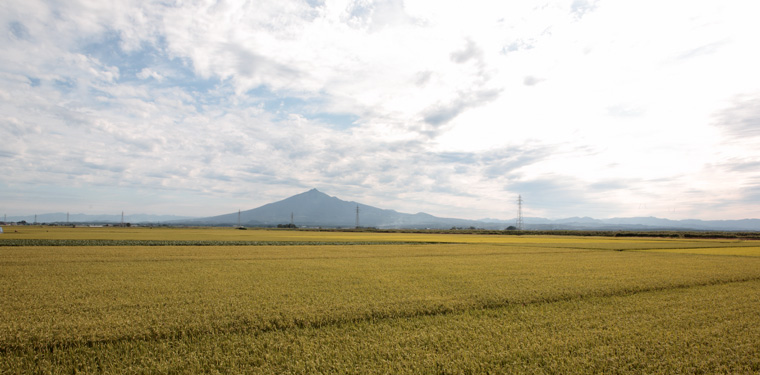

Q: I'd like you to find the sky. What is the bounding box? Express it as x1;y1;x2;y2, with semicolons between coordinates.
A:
2;0;760;221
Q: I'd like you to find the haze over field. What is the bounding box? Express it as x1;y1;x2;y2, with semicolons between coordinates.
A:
2;1;759;221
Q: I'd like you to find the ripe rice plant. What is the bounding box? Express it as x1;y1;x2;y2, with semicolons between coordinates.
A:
1;229;759;373
636;246;760;257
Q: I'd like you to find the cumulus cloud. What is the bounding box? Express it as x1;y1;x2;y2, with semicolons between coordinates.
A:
414;70;432;86
570;0;598;19
502;39;536;55
1;0;760;220
421;88;501;130
450;39;483;64
522;75;544;86
345;0;419;32
136;68;163;81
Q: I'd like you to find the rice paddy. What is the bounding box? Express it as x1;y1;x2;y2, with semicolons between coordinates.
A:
1;227;759;373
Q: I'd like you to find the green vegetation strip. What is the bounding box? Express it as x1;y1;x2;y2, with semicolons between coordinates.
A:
0;239;453;247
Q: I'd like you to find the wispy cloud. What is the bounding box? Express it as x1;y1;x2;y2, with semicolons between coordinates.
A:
713;94;760;139
1;0;759;220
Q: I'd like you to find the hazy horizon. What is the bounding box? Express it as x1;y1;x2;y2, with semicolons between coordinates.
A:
2;1;759;221
3;188;760;223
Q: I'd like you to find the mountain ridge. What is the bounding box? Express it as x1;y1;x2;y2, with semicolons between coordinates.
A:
183;189;760;231
185;188;490;229
4;189;759;231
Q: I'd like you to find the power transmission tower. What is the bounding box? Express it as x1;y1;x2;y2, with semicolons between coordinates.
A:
290;212;294;226
355;205;360;229
516;195;524;231
238;209;241;228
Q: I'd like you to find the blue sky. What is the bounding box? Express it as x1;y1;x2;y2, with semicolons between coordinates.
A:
2;0;760;220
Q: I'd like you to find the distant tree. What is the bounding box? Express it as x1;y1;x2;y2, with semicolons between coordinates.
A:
506;226;517;231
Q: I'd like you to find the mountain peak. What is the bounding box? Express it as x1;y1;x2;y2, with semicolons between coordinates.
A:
194;188;492;229
300;188;328;198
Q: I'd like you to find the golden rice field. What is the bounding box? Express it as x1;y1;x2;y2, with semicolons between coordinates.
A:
1;226;759;374
637;246;760;257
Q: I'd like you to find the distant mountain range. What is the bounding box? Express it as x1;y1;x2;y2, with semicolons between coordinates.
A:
480;216;760;232
181;189;760;231
5;189;759;231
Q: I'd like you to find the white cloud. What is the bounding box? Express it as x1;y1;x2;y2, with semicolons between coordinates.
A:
136;68;163;81
1;0;760;220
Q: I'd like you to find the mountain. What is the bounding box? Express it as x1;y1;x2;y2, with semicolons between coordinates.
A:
9;189;757;231
184;188;501;229
182;189;759;231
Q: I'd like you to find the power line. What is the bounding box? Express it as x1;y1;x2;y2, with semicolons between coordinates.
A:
516;195;524;231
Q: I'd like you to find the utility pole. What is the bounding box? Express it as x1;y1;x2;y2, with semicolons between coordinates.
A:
355;205;360;229
67;212;69;224
516;195;524;231
121;211;124;227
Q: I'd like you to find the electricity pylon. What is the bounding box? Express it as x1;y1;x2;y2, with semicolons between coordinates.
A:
516;195;524;230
